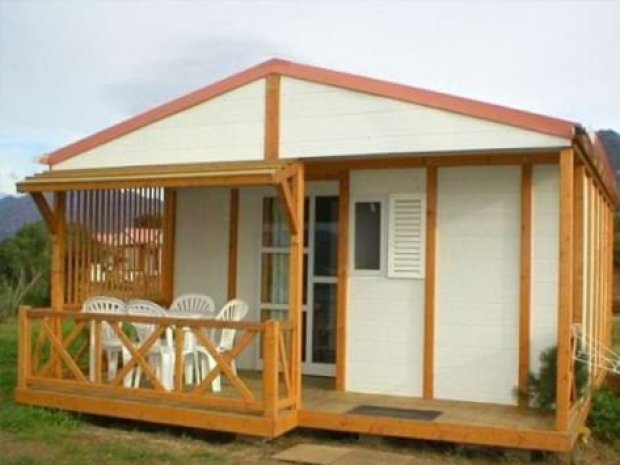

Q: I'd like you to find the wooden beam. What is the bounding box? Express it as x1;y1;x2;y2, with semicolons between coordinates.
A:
297;410;572;452
227;188;240;300
423;166;438;400
276;180;299;235
288;164;305;408
304;152;559;180
51;192;66;312
573;164;585;325
556;148;574;431
262;320;279;418
264;74;281;161
161;188;177;305
30;193;57;233
335;171;350;391
518;164;532;407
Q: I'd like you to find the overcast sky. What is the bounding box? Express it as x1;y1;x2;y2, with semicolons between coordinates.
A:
1;0;619;194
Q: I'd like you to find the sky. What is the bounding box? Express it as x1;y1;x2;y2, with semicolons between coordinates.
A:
1;0;619;195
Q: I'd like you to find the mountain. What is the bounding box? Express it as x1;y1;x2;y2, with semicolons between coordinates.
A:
0;195;44;241
0;192;162;242
597;129;620;185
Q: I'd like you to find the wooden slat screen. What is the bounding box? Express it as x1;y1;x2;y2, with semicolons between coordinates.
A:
64;188;165;305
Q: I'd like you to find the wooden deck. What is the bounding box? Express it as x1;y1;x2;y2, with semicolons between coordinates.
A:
16;372;581;452
15;308;589;452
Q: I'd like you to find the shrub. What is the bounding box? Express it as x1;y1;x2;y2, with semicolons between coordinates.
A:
517;344;589;411
588;389;620;440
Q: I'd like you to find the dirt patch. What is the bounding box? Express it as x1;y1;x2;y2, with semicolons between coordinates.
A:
0;430;51;462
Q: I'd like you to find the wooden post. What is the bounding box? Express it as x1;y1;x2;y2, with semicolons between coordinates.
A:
227;188;240;300
556;148;574;431
51;192;66;378
518;164;532;407
263;320;279;418
573;165;585;325
17;306;31;389
174;326;185;392
93;320;103;384
423;166;438;400
51;192;66;311
335;170;349;392
264;74;281;161
288;164;305;408
161;188;177;305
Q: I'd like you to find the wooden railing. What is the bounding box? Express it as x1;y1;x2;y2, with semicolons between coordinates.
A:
17;308;296;419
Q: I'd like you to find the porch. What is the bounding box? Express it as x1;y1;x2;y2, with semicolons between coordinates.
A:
15;306;581;452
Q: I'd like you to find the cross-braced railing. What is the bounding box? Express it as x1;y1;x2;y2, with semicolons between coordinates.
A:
17;307;296;418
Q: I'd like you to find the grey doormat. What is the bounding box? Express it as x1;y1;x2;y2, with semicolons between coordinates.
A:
348;404;442;421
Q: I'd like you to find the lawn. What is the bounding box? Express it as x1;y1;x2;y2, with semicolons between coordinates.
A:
1;321;619;465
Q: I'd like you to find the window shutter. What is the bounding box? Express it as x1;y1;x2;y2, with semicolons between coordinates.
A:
387;194;426;279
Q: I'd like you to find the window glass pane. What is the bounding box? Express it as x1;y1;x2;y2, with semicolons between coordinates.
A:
260;253;308;305
354;202;381;270
312;283;336;363
262;197;310;247
262;198;289;247
261;253;289;304
314;196;338;277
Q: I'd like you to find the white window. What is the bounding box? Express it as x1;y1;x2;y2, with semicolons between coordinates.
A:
387;194;426;279
352;199;384;273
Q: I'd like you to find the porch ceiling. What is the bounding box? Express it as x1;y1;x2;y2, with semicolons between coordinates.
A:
16;160;297;192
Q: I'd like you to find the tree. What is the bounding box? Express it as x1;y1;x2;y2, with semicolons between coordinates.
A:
0;221;51;309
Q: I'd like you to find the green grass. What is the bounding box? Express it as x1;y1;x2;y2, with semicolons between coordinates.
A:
0;323;80;443
0;320;229;464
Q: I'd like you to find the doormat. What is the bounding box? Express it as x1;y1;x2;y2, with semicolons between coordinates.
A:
348;405;442;421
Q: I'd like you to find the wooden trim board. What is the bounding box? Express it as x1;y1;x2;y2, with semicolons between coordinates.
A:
335;171;350;391
518;164;532;406
556;148;574;431
423;166;437;399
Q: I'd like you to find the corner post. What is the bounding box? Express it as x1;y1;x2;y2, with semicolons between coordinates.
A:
288;164;305;408
556;148;574;430
51;192;66;311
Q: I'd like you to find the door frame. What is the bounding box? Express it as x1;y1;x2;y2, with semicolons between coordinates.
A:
255;181;338;376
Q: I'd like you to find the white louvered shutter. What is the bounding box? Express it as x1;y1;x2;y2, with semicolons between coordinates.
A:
387;194;426;279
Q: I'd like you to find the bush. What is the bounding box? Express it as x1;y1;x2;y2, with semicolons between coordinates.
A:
588;389;620;440
518;344;589;411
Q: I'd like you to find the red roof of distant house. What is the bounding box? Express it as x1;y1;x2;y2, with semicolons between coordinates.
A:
42;58;578;167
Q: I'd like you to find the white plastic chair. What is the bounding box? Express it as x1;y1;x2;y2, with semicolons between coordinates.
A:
197;299;249;392
169;294;216;385
126;300;175;390
83;296;133;386
170;294;216;316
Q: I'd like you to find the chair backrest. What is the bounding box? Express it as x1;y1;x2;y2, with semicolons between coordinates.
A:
83;296;126;344
126;300;168;346
169;294;216;316
215;299;249;351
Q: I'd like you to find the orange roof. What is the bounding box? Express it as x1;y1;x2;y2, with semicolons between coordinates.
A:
42;58;579;166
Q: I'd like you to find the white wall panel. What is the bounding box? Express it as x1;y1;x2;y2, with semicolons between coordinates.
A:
435;166;520;405
347;169;426;396
55;80;266;169
174;188;231;309
280;78;569;158
530;165;559;373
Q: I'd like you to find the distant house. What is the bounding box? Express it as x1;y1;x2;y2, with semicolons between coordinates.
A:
15;59;616;452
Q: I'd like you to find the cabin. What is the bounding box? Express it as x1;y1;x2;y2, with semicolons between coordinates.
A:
15;59;616;452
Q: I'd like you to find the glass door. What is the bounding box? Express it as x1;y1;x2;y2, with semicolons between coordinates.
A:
259;194;338;376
